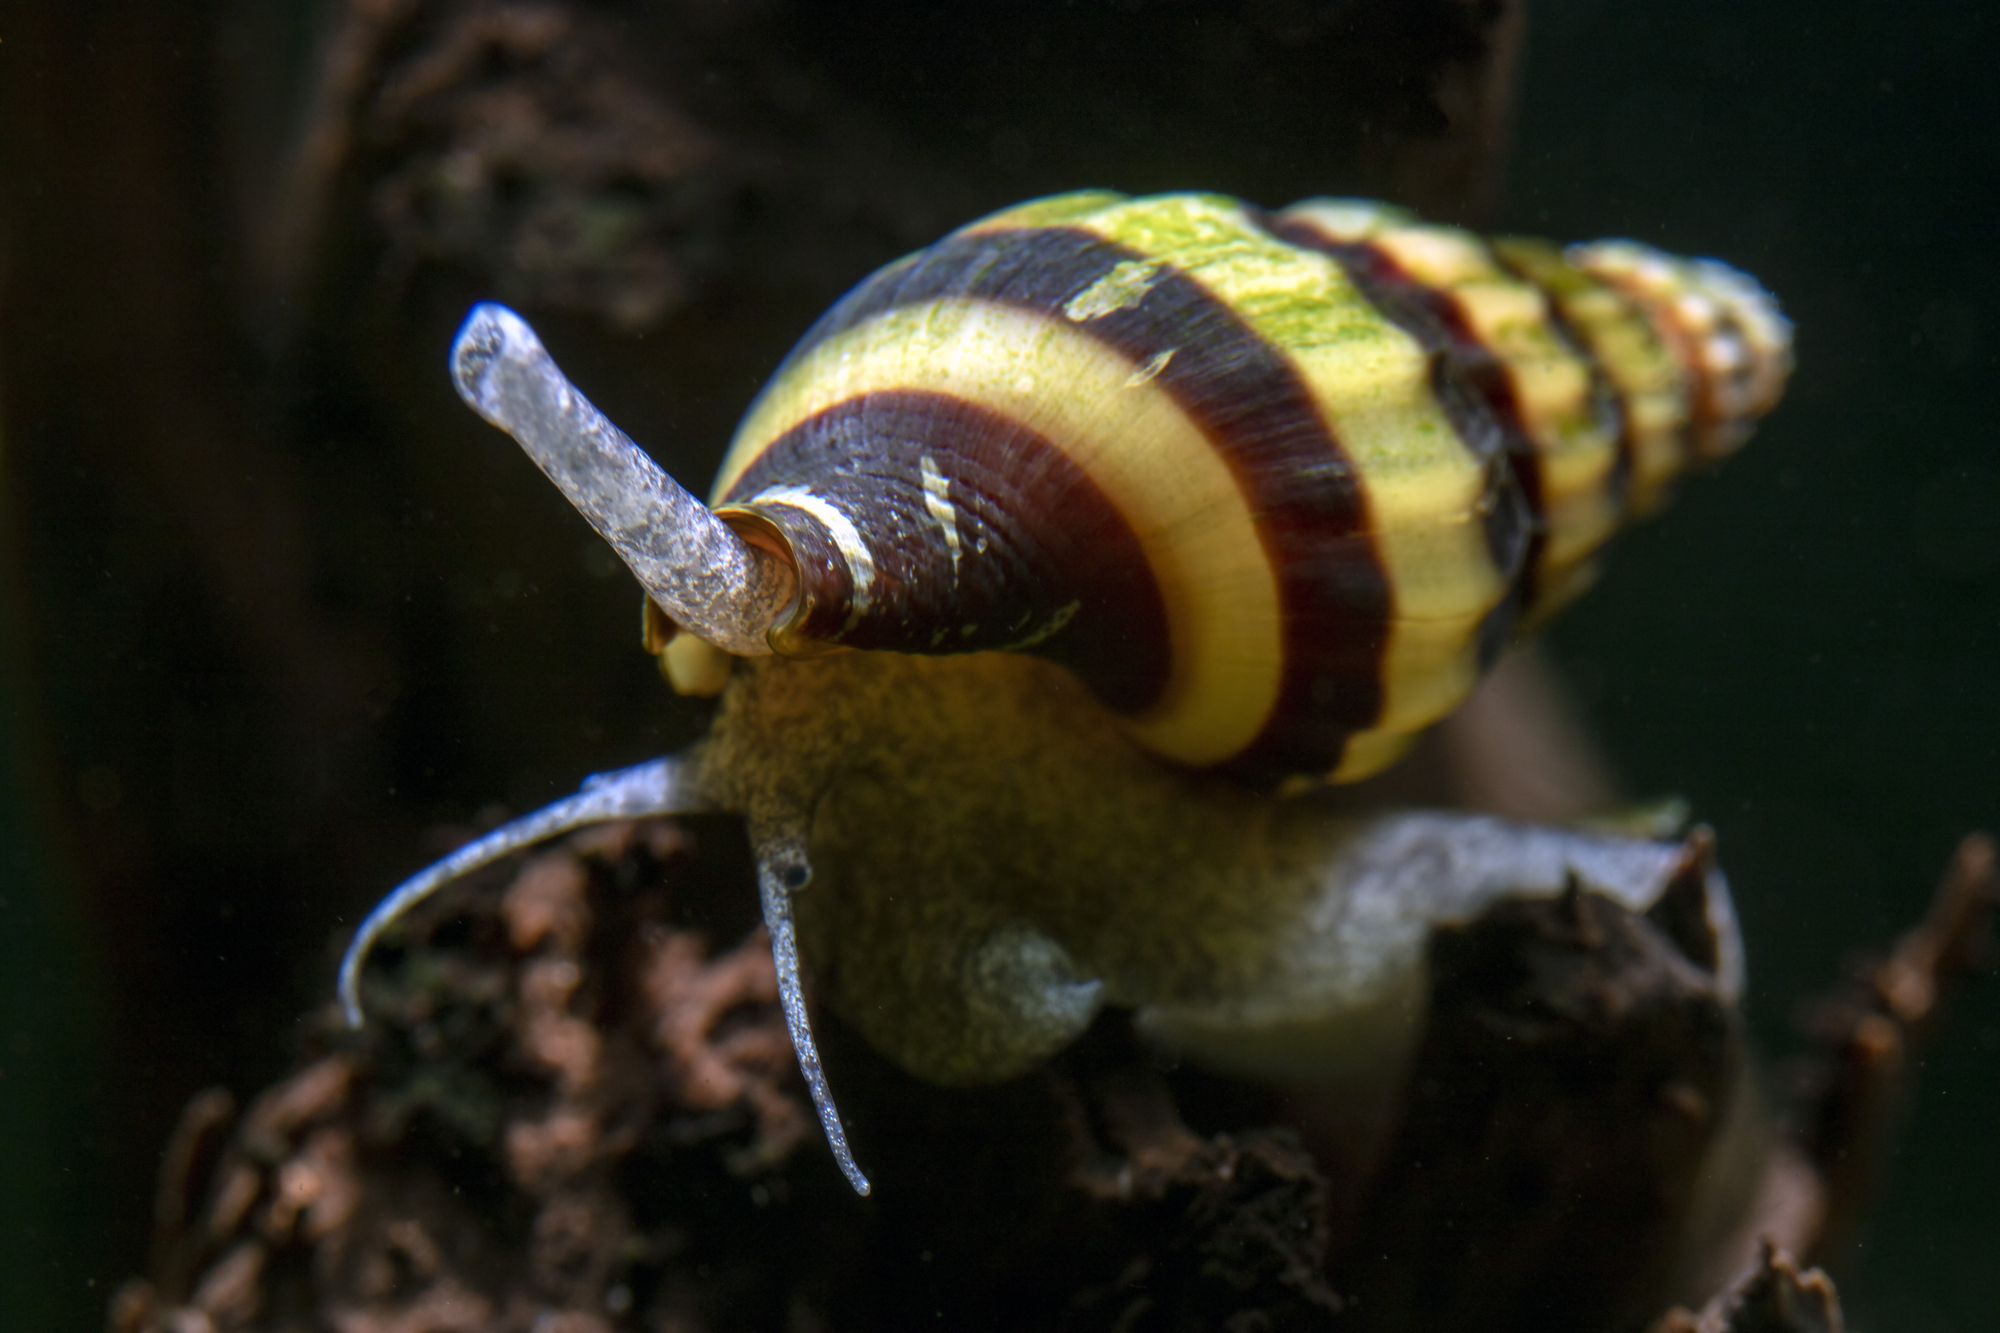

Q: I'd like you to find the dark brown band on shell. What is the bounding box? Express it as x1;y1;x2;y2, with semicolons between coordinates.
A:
723;389;1173;715
1484;244;1637;535
1268;222;1540;611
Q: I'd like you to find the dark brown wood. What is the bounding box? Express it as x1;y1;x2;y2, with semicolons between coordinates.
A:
112;809;1968;1332
1792;835;1999;1273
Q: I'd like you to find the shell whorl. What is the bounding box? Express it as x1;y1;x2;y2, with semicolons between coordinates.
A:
700;191;1791;785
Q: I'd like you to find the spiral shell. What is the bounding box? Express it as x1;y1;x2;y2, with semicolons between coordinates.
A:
695;191;1790;785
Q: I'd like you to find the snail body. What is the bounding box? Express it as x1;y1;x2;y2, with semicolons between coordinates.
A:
694;648;1742;1091
340;192;1790;1194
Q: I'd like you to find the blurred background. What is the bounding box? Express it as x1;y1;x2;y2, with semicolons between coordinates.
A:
2;1;1994;1327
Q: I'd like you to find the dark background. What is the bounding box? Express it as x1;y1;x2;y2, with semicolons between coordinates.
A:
2;1;1995;1328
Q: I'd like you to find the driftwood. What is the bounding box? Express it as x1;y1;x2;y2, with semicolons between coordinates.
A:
108;820;1993;1331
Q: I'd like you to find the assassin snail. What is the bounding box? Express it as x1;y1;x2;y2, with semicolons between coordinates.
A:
337;191;1792;1195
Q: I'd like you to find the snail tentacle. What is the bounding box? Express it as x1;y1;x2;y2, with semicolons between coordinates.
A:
449;303;796;656
752;822;872;1196
338;755;711;1028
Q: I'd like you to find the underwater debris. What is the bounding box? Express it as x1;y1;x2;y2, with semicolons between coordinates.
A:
107;819;1994;1331
1788;833;1999;1269
1649;1243;1845;1333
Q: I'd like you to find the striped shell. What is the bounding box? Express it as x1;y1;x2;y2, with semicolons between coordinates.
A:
700;191;1791;786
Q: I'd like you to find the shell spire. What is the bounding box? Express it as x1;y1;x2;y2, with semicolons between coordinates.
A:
1565;241;1794;461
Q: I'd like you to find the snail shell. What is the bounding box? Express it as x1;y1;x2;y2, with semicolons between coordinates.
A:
698;191;1790;784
